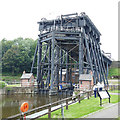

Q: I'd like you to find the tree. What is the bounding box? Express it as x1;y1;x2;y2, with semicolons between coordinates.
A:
2;45;20;75
2;37;38;75
1;38;14;57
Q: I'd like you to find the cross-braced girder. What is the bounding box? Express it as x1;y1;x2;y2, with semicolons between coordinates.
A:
31;12;112;93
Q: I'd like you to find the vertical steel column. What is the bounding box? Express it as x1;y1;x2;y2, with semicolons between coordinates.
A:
56;45;60;90
96;42;106;85
48;41;51;88
60;47;63;83
50;31;55;90
66;51;69;83
89;36;99;84
37;38;42;89
82;28;94;74
79;33;82;80
70;52;72;85
106;62;109;85
99;49;108;86
92;37;101;83
31;43;38;73
81;35;83;74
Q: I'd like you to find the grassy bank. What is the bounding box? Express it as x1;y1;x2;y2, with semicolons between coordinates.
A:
109;90;120;93
38;94;119;119
2;76;21;82
2;72;21;82
108;68;120;78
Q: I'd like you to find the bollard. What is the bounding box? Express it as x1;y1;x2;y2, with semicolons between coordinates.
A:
48;103;51;118
66;99;68;110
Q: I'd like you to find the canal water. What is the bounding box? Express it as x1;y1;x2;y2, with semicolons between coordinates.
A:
0;93;70;118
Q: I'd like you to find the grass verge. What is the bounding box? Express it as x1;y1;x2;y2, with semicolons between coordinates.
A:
2;75;21;82
37;94;119;119
108;68;120;78
109;90;120;93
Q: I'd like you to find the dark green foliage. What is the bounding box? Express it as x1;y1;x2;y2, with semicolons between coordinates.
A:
0;81;7;88
108;68;120;78
2;37;37;75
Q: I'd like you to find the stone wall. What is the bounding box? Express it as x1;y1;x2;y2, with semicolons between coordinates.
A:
0;87;35;95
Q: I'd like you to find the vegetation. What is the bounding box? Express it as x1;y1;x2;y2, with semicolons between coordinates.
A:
108;68;120;78
109;90;120;93
2;75;21;82
39;94;119;119
6;84;21;91
2;37;37;75
0;80;20;89
0;81;7;88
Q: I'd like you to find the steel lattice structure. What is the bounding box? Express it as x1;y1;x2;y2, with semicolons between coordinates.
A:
31;13;112;95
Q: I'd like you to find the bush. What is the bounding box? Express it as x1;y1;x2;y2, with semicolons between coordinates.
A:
0;81;7;88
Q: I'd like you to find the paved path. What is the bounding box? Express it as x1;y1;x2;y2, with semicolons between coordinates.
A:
110;93;120;95
85;102;120;118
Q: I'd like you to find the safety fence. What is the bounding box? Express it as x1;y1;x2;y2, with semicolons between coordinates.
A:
6;85;119;120
7;90;93;120
109;85;120;91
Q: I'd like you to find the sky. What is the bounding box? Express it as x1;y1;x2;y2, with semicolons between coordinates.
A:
0;0;118;61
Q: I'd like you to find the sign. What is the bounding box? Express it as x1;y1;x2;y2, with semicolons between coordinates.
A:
99;91;109;99
98;90;111;106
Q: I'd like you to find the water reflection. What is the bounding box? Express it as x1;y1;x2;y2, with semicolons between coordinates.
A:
1;93;69;118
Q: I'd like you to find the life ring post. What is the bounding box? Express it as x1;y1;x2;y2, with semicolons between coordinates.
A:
20;102;29;120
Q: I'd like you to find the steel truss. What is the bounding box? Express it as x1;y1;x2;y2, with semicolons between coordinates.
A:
31;13;112;94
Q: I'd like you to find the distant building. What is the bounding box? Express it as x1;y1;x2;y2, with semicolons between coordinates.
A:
21;71;34;87
79;74;93;91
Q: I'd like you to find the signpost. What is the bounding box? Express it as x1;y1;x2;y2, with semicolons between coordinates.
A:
98;90;111;106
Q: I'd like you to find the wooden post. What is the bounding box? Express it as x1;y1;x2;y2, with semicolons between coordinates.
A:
114;85;115;90
48;104;51;118
78;94;80;103
100;98;102;106
90;90;92;97
87;92;89;99
66;99;68;110
20;113;24;120
109;98;110;103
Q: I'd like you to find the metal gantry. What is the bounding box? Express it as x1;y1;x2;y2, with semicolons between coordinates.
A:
31;12;112;95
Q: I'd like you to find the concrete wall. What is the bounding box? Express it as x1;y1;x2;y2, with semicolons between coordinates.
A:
0;87;34;95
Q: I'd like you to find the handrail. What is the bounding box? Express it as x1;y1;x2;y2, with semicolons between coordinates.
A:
7;90;93;120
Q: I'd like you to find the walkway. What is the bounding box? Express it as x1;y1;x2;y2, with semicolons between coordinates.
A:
110;93;120;95
85;102;120;118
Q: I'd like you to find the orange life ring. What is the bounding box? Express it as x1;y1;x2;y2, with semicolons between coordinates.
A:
20;102;29;113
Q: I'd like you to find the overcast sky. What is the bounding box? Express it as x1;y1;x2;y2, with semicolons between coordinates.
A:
0;0;118;60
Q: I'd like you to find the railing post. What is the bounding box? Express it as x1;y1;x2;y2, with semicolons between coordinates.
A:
114;85;115;90
66;99;68;110
48;103;51;118
78;94;80;103
87;92;89;99
20;113;24;120
61;103;64;118
90;90;92;97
